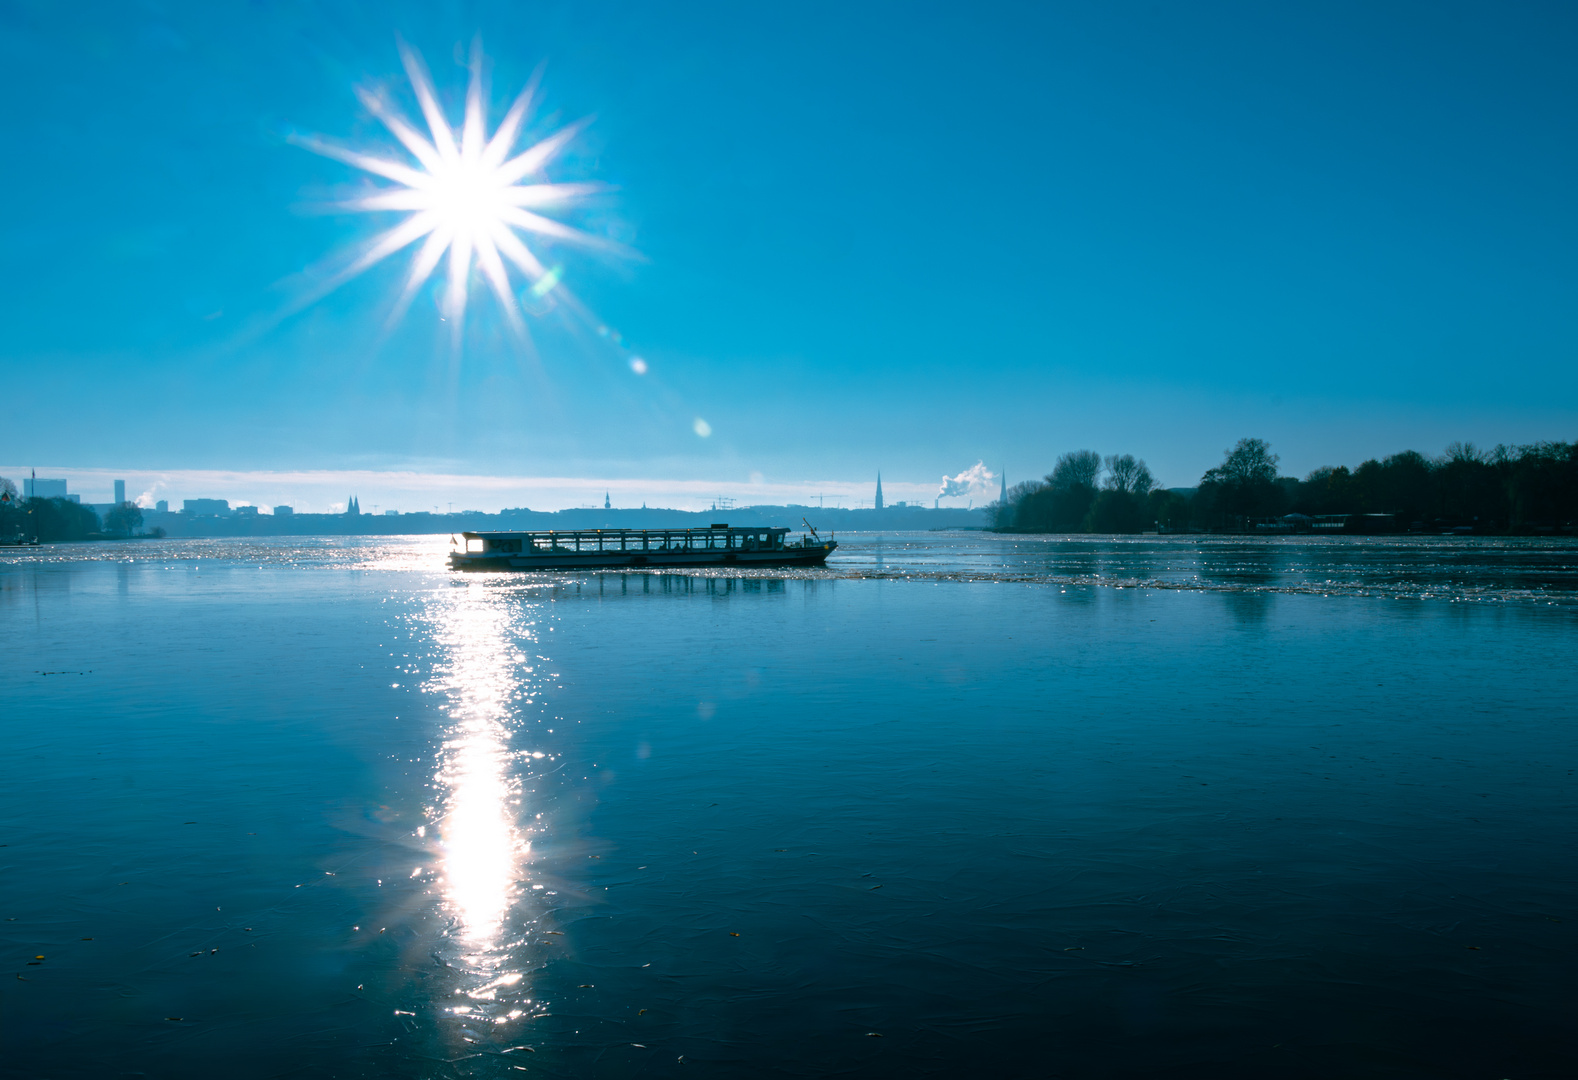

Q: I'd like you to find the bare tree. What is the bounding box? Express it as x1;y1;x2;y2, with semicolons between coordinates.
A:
1442;441;1486;465
1047;450;1102;490
1204;438;1280;487
1198;438;1283;521
105;502;144;537
1103;454;1156;496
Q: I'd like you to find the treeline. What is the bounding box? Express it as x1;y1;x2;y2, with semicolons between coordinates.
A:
993;438;1578;534
0;481;147;542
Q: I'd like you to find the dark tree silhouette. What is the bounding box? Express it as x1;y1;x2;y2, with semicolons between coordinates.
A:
1049;450;1102;490
997;437;1575;536
105;501;144;537
11;497;101;542
1103;454;1155;497
1196;438;1285;525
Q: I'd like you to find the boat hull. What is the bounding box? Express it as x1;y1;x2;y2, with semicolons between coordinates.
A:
449;541;837;572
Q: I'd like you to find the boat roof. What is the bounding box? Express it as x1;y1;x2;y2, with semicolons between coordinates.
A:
460;525;791;539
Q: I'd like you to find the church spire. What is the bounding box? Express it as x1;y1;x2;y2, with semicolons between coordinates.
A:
874;471;884;511
604;491;611;509
1000;468;1007;505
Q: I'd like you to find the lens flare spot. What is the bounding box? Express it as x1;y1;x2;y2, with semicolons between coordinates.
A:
693;418;712;438
629;356;648;375
529;265;563;299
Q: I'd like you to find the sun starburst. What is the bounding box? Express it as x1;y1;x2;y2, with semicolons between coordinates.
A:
296;38;615;334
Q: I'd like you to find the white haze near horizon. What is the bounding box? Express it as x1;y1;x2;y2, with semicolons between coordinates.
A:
0;466;987;515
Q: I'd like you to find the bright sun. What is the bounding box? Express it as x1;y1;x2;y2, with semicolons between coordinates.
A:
297;38;612;333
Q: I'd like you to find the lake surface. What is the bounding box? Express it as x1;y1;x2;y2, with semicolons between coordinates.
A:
2;533;1576;1078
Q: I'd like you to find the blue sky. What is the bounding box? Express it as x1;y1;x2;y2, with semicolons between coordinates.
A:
2;1;1575;510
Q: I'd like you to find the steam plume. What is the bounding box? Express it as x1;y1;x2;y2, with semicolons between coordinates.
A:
938;461;997;499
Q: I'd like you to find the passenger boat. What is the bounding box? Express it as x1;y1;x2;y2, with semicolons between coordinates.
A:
448;522;837;572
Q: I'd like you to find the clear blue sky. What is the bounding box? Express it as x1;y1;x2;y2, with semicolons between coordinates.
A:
3;0;1575;505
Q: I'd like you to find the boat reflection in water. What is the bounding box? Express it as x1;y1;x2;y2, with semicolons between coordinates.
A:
420;579;554;1040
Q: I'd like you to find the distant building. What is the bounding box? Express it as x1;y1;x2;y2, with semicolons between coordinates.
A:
604;491;611;509
346;495;361;516
155;500;169;513
384;509;399;516
24;477;69;499
114;479;126;504
875;472;884;511
183;498;231;516
999;469;1006;505
235;505;259;517
274;505;294;516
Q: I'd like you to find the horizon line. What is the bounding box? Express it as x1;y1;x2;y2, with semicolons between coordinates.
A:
0;464;995;515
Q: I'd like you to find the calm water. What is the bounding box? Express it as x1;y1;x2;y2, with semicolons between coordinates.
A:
2;534;1576;1078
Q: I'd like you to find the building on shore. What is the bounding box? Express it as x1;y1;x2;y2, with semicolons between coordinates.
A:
183;498;231;516
24;477;76;502
875;472;884;511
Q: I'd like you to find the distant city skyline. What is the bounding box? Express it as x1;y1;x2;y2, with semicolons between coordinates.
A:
0;464;966;515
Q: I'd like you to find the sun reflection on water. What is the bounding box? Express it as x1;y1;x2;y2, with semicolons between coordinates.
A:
421;579;552;1031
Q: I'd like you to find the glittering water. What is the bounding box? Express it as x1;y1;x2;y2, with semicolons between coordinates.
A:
2;534;1575;1078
